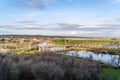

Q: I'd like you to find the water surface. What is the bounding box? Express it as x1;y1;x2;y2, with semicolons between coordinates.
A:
50;47;120;67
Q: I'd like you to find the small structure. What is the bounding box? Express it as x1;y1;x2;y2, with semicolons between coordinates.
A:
30;41;48;51
38;41;48;51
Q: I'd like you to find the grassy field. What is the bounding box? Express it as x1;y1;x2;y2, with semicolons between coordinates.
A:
13;49;39;54
100;67;120;80
54;39;120;45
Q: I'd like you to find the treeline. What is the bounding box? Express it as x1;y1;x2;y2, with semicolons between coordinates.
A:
0;52;101;80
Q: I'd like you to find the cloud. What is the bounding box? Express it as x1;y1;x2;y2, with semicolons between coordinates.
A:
27;0;55;9
0;22;44;30
11;0;56;9
111;0;120;2
53;23;120;32
98;18;120;23
1;19;120;31
54;23;82;30
0;18;120;37
8;0;120;10
12;0;73;9
16;20;37;24
68;31;102;35
106;0;120;3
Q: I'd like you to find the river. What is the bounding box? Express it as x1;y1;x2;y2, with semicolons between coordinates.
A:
50;47;120;67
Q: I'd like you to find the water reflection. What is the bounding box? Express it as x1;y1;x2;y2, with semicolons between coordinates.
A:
65;50;120;67
50;47;120;67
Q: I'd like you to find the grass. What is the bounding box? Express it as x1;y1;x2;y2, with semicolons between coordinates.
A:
24;50;39;54
100;67;120;80
54;39;120;45
13;49;39;54
13;50;21;54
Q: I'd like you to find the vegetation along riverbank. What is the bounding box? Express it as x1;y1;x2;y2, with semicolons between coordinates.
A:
53;39;120;55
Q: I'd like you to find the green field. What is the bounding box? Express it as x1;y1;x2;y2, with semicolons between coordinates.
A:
54;39;120;45
101;67;120;80
13;49;39;54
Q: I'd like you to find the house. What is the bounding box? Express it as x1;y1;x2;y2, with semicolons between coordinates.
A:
31;41;48;51
38;41;48;51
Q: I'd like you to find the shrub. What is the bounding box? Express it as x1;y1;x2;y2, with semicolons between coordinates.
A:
0;52;101;80
32;61;64;80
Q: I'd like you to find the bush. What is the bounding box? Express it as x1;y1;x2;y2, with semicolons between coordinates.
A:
32;61;64;80
0;52;101;80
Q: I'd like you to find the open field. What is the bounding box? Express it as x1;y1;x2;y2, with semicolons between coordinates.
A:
53;39;120;47
54;39;120;45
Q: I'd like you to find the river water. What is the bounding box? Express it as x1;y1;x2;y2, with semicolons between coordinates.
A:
50;47;120;67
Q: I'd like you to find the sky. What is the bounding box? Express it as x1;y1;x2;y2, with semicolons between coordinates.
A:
0;0;120;37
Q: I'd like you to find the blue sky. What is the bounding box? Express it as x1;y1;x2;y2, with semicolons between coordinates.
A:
0;0;120;37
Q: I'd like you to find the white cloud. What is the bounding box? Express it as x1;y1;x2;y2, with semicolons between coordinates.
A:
107;0;120;3
13;0;73;9
0;18;120;37
112;0;120;2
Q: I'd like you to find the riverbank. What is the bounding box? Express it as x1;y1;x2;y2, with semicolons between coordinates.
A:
71;47;120;55
53;39;120;55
